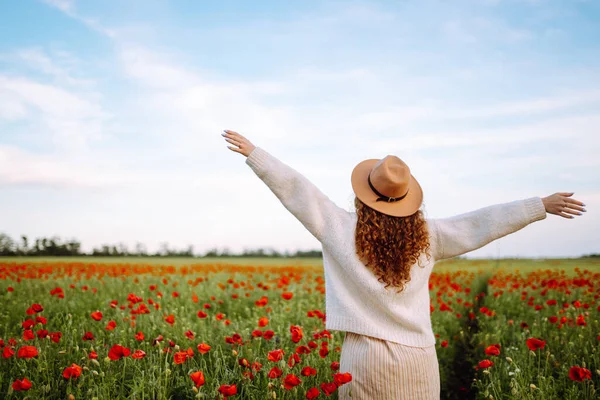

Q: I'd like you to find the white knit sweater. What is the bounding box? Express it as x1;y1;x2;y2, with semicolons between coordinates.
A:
245;147;548;347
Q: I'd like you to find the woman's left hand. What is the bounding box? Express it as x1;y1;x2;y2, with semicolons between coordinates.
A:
221;129;256;157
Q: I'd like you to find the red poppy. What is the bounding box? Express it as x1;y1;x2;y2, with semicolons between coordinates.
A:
290;325;303;343
131;350;146;359
268;366;283;379
89;351;98;359
263;330;275;340
185;330;195;340
37;329;48;339
330;361;340;371
105;321;117;330
190;371;205;387
282;292;294;300
3;347;14;358
217;384;237;397
321;382;338;396
62;363;82;379
35;316;47;325
255;296;268;307
485;345;500;356
23;330;35;341
333;372;352;387
576;314;586;326
174;351;189;364
12;377;32;391
108;344;130;360
17;346;38;359
549;316;558;324
441;340;448;348
268;349;284;362
197;310;208;318
50;332;62;343
239;358;250;368
301;366;317;376
306;387;320;399
31;304;43;313
319;346;329;358
252;362;262;372
258;317;269;327
526;338;546;351
82;331;94;341
91;311;103;321
478;359;494;369
288;353;301;367
283;374;302;390
22;319;35;329
569;365;592;382
252;329;263;338
164;314;175;325
197;343;211;354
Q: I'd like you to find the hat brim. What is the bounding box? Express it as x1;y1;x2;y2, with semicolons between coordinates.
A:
351;159;423;217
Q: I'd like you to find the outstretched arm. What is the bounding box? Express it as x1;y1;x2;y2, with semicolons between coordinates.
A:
429;193;585;261
221;130;348;243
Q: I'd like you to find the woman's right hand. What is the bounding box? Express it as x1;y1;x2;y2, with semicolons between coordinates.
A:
541;192;586;219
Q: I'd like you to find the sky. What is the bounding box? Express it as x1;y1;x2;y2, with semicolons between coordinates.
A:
0;0;598;258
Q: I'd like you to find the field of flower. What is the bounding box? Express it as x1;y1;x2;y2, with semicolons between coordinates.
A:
0;257;598;399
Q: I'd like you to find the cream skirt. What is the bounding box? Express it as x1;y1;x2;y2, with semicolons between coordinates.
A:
338;332;441;400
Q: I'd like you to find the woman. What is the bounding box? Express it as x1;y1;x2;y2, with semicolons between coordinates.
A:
221;129;586;399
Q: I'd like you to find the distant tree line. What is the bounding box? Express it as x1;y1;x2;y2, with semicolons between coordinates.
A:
0;233;322;258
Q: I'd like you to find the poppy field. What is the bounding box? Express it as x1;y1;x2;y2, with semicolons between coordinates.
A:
0;257;598;399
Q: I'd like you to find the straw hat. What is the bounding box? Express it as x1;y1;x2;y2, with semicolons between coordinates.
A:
351;155;423;217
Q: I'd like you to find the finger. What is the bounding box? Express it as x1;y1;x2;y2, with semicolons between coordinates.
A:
562;208;582;216
557;211;574;219
224;138;241;147
227;146;243;154
224;130;244;140
565;198;585;207
565;203;586;212
558;192;574;197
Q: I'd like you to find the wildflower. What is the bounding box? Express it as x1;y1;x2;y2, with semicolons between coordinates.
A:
197;343;211;354
190;371;205;387
108;344;130;360
12;378;32;391
17;346;38;359
91;311;103;321
283;374;302;390
525;338;545;351
62;363;83;379
306;388;320;399
569;365;592;382
218;384;237;397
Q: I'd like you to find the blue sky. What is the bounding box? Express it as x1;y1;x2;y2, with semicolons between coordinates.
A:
0;0;598;258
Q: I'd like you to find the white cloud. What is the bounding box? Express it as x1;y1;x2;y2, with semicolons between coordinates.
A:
0;76;107;150
40;0;116;38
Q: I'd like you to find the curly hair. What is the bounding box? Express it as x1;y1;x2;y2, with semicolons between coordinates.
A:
354;196;432;293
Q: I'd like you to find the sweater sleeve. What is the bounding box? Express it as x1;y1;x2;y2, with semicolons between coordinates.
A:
245;146;349;243
428;197;547;261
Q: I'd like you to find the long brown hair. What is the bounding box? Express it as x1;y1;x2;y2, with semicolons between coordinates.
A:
354;197;432;293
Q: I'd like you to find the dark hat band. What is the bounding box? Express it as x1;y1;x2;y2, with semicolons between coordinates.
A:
368;172;409;203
